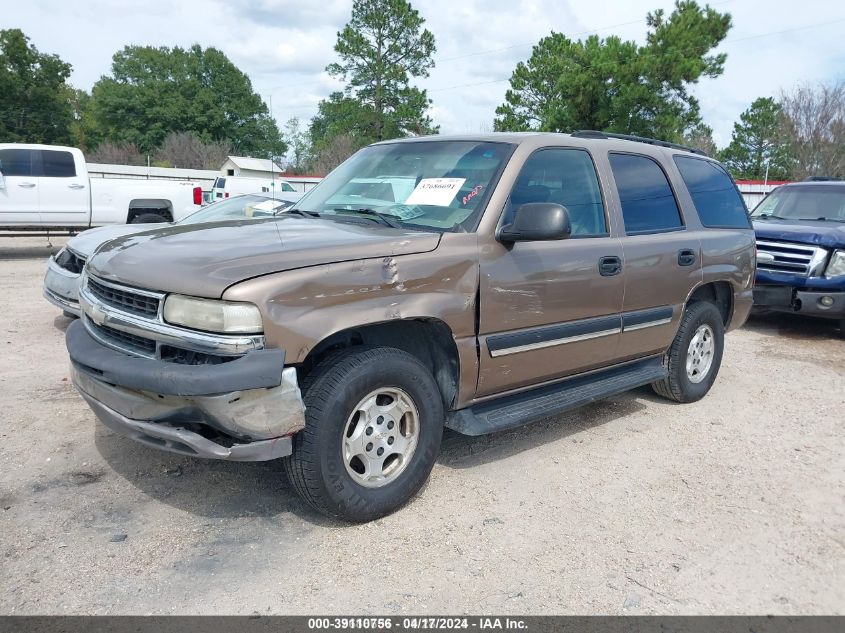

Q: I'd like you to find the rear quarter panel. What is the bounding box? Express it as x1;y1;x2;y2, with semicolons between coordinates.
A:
89;179;197;225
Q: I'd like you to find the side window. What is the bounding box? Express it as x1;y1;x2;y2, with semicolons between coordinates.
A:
40;150;77;177
281;182;295;192
506;148;607;236
674;156;751;228
0;149;34;177
609;153;684;234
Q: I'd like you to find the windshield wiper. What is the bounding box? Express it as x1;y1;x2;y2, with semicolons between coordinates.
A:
331;207;403;228
798;217;844;222
754;213;789;220
284;208;320;218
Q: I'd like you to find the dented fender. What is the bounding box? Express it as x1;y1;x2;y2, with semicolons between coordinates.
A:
222;233;481;405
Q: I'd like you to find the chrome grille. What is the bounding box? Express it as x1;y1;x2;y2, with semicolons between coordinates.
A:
87;276;160;317
755;240;828;277
79;273;264;362
87;318;156;357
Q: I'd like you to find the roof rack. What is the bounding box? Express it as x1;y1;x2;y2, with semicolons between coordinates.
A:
571;130;709;156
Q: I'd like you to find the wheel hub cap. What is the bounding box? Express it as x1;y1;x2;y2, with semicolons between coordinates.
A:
342;388;419;488
686;324;715;384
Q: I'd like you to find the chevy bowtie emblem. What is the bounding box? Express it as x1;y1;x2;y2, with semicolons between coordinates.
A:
88;304;106;326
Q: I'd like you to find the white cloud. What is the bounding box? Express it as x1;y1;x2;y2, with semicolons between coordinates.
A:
7;0;845;147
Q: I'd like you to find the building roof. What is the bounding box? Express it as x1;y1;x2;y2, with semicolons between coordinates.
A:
225;155;284;172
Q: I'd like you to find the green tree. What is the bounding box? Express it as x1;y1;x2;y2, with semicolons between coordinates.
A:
283;117;311;173
679;122;717;157
89;44;285;157
313;0;437;154
494;1;731;140
720;97;794;180
0;29;74;144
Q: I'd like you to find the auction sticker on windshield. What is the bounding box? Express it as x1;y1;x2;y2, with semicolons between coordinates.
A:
405;178;465;206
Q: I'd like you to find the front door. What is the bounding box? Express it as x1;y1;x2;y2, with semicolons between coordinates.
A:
37;149;90;226
0;148;39;225
477;147;625;398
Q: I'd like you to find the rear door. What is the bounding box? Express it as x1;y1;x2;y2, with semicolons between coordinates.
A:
0;148;39;225
477;147;625;397
607;152;702;361
36;149;90;226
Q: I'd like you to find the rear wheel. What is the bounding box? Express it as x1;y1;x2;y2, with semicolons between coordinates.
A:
130;211;168;224
652;301;725;403
284;346;444;522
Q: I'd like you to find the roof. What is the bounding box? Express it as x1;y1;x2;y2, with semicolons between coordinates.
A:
225;155;284;172
377;132;711;160
780;180;845;188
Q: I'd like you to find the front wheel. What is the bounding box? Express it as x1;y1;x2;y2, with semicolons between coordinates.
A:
284;346;444;522
652;301;725;403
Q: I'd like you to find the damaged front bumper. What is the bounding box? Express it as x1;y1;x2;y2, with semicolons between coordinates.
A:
66;319;305;461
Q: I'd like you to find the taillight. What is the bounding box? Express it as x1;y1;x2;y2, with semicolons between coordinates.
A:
225;192;229;198
193;186;202;205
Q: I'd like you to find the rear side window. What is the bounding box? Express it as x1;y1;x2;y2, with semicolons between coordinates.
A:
674;156;750;228
0;149;34;177
40;150;76;177
609;153;684;234
214;177;226;189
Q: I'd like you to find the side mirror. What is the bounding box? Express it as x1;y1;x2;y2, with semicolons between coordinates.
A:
0;167;5;190
498;202;571;243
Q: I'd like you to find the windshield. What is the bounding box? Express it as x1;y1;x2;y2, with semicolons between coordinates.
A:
752;185;845;222
294;140;514;232
178;194;293;225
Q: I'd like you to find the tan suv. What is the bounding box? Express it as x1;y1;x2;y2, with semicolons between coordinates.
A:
65;132;755;522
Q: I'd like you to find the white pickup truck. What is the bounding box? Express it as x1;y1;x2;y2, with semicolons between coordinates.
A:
0;144;202;232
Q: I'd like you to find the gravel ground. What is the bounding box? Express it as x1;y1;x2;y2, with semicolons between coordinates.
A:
1;236;843;615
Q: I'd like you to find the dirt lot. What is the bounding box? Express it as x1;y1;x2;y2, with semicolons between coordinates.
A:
0;235;843;615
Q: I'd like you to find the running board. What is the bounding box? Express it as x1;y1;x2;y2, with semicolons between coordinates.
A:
446;357;667;436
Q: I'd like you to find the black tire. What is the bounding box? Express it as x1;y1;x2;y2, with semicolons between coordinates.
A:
284;346;444;522
652;301;725;403
130;212;168;224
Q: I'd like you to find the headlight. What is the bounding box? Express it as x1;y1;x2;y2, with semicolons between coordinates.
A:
825;250;845;278
163;295;263;334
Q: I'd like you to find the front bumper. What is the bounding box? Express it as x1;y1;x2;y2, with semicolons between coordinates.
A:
67;319;305;461
43;256;81;316
753;285;845;319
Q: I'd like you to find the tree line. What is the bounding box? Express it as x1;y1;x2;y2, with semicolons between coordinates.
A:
1;0;843;179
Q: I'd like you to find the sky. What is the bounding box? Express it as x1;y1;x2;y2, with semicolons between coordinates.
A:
7;0;845;152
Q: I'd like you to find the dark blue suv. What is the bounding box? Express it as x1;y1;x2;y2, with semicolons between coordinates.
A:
751;180;845;333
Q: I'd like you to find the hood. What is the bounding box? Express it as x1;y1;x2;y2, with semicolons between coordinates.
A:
86;216;441;298
753;218;845;249
67;223;169;259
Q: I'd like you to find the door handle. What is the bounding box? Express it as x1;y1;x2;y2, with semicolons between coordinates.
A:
678;248;697;267
599;256;622;276
68;183;85;190
18;182;36;188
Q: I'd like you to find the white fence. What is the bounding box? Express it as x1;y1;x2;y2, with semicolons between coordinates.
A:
87;163;323;193
736;181;789;210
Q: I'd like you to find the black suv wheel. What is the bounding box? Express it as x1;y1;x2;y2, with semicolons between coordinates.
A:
652;301;725;403
284;346;444;522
